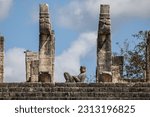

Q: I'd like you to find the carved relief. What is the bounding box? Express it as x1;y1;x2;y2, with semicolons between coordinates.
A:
25;4;55;83
96;5;112;82
39;4;55;82
99;18;111;34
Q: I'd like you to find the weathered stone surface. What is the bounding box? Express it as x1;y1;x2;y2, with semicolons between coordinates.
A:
112;56;124;77
96;4;112;82
0;83;150;100
101;71;112;82
112;66;120;83
39;3;55;83
25;4;55;83
64;66;86;83
0;36;4;83
24;51;39;82
30;60;39;82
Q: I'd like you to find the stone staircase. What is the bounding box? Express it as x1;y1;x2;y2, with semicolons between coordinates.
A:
0;83;150;100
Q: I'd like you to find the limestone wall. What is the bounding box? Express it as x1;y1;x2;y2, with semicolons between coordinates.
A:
0;83;150;100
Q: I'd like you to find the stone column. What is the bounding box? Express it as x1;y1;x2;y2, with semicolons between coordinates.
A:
24;51;38;82
30;60;39;82
96;4;112;82
146;31;150;82
0;36;4;83
39;4;55;82
112;56;124;83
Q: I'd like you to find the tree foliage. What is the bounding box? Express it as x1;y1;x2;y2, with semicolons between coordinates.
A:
116;31;148;78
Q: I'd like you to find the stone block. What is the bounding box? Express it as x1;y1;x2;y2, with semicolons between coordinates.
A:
76;83;89;87
42;83;55;87
101;71;112;82
112;66;121;83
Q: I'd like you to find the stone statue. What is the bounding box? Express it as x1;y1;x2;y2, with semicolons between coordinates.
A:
64;66;86;83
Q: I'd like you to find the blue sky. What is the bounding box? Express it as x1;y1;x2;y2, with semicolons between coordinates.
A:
0;0;150;82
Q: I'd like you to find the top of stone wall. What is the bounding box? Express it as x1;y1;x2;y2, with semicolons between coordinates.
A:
0;82;150;87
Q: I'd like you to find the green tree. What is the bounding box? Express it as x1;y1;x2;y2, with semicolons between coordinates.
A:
116;31;148;79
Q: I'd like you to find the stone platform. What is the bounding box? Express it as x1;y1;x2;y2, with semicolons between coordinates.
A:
0;83;150;100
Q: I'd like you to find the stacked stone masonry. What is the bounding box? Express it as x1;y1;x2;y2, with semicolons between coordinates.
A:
112;56;124;83
0;83;150;100
25;51;39;82
39;4;55;83
25;3;55;83
96;5;125;83
97;5;112;82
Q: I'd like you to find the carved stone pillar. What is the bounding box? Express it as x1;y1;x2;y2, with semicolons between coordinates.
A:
96;4;112;82
24;51;39;82
112;56;124;83
30;60;39;82
0;36;4;83
39;4;55;82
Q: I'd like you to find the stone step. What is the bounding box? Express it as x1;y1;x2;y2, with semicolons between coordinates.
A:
0;83;150;100
1;82;150;88
1;86;150;93
1;97;150;100
0;92;150;99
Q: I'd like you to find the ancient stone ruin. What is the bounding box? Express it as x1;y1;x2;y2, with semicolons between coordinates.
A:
112;56;124;83
24;51;39;82
96;5;124;83
0;4;150;83
24;4;55;83
96;5;112;82
0;3;150;100
0;36;4;83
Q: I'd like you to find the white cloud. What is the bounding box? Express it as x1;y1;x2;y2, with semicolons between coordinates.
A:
55;31;96;82
57;0;150;31
0;0;13;21
4;47;26;82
